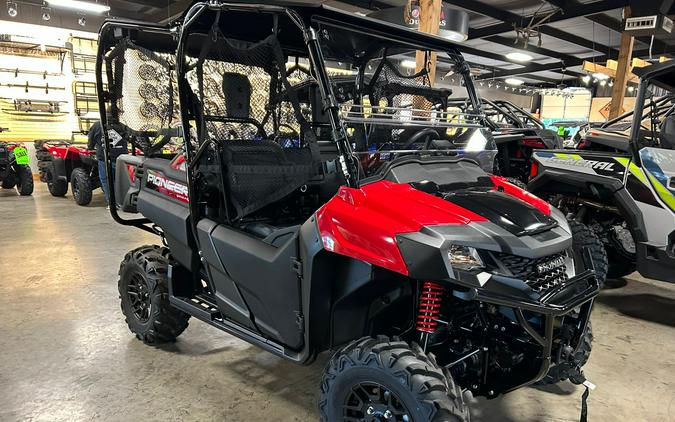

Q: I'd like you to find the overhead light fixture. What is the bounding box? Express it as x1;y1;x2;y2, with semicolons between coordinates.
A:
443;30;468;42
592;72;610;80
41;6;51;21
78;15;86;26
7;1;17;17
600;80;607;87
401;60;417;69
609;80;614;87
505;52;533;62
505;78;524;86
628;86;635;93
47;0;110;13
582;75;591;84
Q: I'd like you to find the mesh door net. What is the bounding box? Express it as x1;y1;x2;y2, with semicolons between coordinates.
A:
103;39;182;155
186;31;319;220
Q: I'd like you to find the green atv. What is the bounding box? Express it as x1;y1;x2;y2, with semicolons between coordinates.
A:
528;61;675;283
0;128;33;196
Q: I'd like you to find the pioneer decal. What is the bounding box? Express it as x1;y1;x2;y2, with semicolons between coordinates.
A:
146;169;189;203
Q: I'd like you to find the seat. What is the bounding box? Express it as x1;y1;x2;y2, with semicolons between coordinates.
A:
220;72;266;136
660;115;675;150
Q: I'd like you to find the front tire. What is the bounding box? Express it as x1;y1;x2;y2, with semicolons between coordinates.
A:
118;245;190;345
1;171;16;189
16;165;33;196
570;220;607;287
606;248;636;279
71;167;92;205
539;321;593;385
320;337;469;422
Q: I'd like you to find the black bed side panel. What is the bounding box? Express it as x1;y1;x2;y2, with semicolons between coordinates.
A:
207;224;303;350
136;158;194;271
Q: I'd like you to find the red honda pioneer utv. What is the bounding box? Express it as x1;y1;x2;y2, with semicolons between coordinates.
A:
0;128;33;196
98;3;603;420
34;139;100;205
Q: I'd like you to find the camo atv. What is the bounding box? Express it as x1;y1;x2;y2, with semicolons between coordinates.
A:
0;129;33;196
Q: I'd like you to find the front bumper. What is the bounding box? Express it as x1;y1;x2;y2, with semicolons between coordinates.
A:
452;269;599;395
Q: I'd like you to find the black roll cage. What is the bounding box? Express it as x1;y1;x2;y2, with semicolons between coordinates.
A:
97;1;482;235
630;60;675;166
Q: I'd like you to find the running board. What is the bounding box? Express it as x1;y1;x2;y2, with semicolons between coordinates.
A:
169;294;289;358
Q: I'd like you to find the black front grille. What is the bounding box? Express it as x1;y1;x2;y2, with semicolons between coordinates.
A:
495;252;569;292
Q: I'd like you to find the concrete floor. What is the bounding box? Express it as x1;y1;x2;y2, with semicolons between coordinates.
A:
1;183;675;422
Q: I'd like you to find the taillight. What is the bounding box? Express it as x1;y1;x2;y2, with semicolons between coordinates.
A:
577;139;591;149
126;164;136;183
529;161;539;179
522;138;546;148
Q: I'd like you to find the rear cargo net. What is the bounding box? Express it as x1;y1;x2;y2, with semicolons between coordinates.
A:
183;27;319;220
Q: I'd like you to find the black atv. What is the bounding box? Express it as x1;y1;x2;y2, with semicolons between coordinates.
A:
98;4;603;420
0;128;33;196
574;95;674;151
529;61;675;283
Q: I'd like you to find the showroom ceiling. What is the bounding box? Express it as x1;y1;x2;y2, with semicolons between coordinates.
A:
1;0;673;88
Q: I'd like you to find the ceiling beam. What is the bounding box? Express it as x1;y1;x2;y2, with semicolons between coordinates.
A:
584;13;671;55
476;55;609;79
457;0;627;38
446;0;623;56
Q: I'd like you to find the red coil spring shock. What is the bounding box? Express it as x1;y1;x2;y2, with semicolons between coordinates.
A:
416;281;444;333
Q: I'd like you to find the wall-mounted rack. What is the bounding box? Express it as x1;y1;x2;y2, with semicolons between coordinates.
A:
2;82;66;94
0;68;64;78
2;98;67;115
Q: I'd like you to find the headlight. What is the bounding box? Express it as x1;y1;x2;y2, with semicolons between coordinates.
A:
447;245;484;271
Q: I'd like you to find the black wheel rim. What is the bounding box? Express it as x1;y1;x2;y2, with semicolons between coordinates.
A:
127;273;151;323
343;382;412;422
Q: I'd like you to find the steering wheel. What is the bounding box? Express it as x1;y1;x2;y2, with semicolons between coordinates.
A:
401;128;441;149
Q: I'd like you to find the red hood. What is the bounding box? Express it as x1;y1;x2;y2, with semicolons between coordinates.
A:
316;180;488;275
316;178;551;275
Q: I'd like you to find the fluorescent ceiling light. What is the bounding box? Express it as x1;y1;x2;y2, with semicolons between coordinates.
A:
47;0;110;13
581;75;591;83
401;60;417;69
505;52;533;62
505;78;524;86
592;72;609;80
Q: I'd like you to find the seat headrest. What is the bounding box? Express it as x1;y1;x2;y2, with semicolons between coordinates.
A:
660;115;675;150
222;72;251;119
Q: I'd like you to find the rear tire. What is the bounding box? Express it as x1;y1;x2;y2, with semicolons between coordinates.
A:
319;336;469;422
47;166;68;197
118;245;190;345
505;176;527;190
71;167;92;205
16;165;33;196
570;220;607;288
